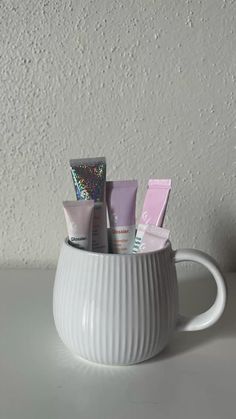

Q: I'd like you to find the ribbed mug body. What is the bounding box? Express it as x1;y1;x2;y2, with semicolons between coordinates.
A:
53;240;178;365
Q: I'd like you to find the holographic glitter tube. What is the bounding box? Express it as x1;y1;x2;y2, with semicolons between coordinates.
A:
70;157;108;253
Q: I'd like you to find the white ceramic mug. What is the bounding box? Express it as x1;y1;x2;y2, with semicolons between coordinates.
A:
53;238;226;365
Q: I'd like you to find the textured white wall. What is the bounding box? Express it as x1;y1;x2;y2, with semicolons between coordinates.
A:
1;0;236;269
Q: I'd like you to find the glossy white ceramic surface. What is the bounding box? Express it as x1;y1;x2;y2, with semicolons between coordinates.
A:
53;239;226;365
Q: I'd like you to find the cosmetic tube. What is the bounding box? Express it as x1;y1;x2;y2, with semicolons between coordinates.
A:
139;179;171;227
70;157;108;253
63;200;94;251
132;224;170;254
106;180;138;254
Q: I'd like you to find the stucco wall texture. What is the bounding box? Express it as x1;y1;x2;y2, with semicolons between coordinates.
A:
1;0;236;269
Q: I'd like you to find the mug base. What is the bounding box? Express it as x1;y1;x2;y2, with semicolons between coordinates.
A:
67;347;167;367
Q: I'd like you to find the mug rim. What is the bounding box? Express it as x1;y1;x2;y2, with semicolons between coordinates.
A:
64;237;172;258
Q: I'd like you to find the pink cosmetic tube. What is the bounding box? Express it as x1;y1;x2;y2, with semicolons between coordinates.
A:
63;200;94;251
132;224;170;254
106;180;138;254
139;179;171;227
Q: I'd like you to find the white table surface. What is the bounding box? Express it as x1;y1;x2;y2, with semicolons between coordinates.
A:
0;269;235;419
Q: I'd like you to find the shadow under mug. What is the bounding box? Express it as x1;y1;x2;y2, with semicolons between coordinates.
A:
53;238;227;365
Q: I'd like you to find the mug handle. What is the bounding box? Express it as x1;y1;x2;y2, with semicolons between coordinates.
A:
173;248;227;332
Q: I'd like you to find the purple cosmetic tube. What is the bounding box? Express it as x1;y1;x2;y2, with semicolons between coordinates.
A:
106;180;138;254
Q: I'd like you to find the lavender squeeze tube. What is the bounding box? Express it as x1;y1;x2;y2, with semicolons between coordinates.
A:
132;224;170;254
63;200;94;251
139;179;171;226
106;180;138;254
70;157;108;253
